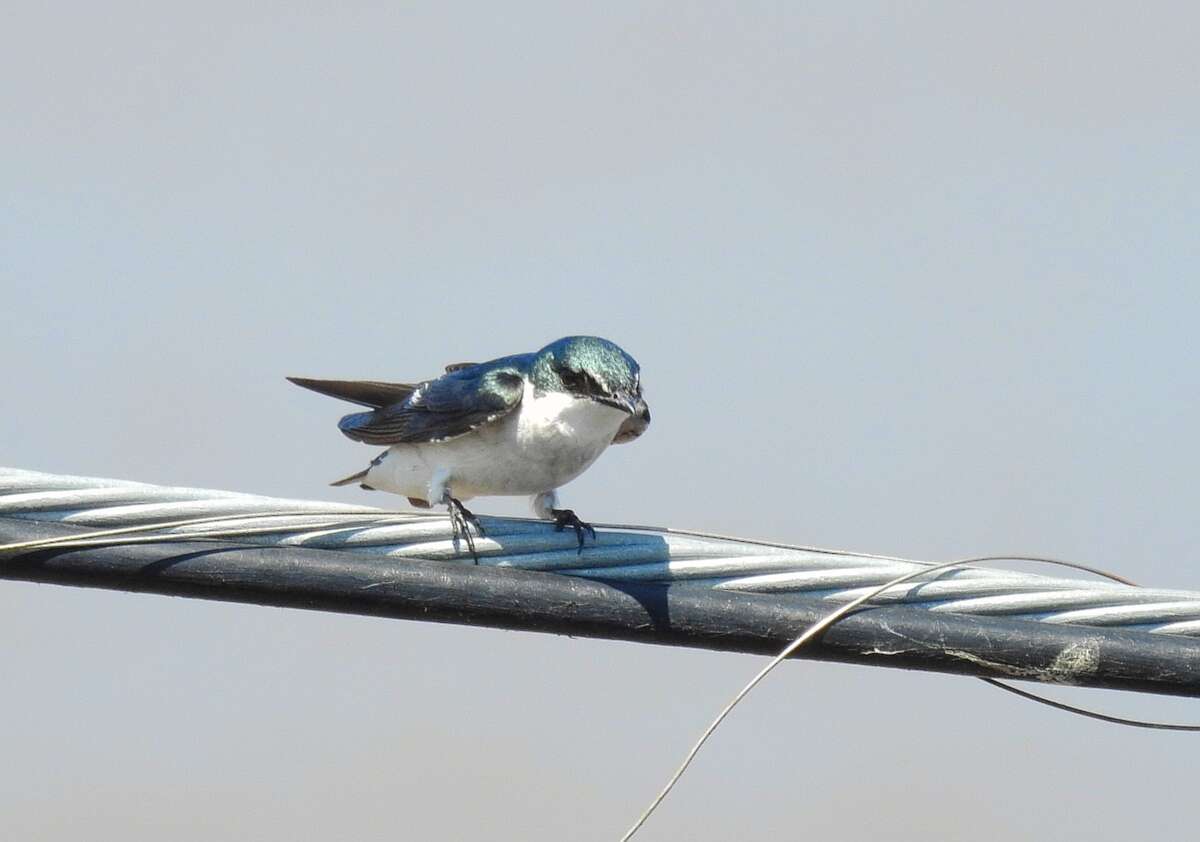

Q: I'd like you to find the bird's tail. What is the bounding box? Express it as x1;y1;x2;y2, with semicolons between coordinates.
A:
330;468;370;488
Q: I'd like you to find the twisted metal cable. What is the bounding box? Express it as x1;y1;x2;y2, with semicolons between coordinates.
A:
4;467;1199;635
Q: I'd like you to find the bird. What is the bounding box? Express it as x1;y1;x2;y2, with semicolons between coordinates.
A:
288;336;650;559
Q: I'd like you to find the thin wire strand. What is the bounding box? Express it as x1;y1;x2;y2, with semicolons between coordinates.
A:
0;510;423;554
618;554;1193;842
0;522;390;551
979;678;1200;731
596;525;1142;585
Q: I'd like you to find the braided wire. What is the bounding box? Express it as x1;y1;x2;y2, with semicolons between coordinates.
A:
3;467;1198;635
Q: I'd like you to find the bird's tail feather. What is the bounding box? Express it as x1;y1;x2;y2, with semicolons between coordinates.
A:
330;468;370;487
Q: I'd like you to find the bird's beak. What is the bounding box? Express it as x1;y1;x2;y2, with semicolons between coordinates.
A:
599;391;644;416
610;394;650;443
631;394;650;425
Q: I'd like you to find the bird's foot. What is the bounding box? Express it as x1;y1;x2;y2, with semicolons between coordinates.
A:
552;509;596;554
446;497;486;563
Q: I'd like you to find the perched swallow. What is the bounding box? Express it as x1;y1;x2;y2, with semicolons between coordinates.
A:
289;336;650;558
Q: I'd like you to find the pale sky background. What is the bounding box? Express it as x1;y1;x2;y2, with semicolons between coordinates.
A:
3;3;1199;840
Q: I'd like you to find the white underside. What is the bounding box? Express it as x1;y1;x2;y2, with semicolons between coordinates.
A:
361;383;628;509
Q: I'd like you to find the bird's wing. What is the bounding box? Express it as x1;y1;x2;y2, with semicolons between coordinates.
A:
287;377;417;409
443;362;477;373
336;365;526;445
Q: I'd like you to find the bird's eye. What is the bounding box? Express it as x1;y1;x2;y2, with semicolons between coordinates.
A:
561;369;585;391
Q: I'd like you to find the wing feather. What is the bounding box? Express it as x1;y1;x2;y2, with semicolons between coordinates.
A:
336;365;525;445
287;377;417;409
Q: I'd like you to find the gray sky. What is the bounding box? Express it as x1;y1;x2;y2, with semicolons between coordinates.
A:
3;3;1199;839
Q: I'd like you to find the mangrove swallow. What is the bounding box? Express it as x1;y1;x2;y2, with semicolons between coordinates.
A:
289;336;650;558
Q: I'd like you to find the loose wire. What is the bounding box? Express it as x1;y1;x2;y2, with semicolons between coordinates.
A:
619;554;1196;841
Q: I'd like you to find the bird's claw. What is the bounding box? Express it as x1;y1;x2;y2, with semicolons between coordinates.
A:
552;508;596;554
447;496;485;563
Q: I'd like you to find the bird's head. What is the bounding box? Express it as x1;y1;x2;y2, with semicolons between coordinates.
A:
533;336;650;438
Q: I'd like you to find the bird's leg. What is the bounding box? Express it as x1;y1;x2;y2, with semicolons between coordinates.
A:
532;491;595;554
442;492;485;563
455;498;486;539
552;509;597;554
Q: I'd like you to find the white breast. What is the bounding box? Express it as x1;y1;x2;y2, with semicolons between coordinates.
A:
363;382;628;502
